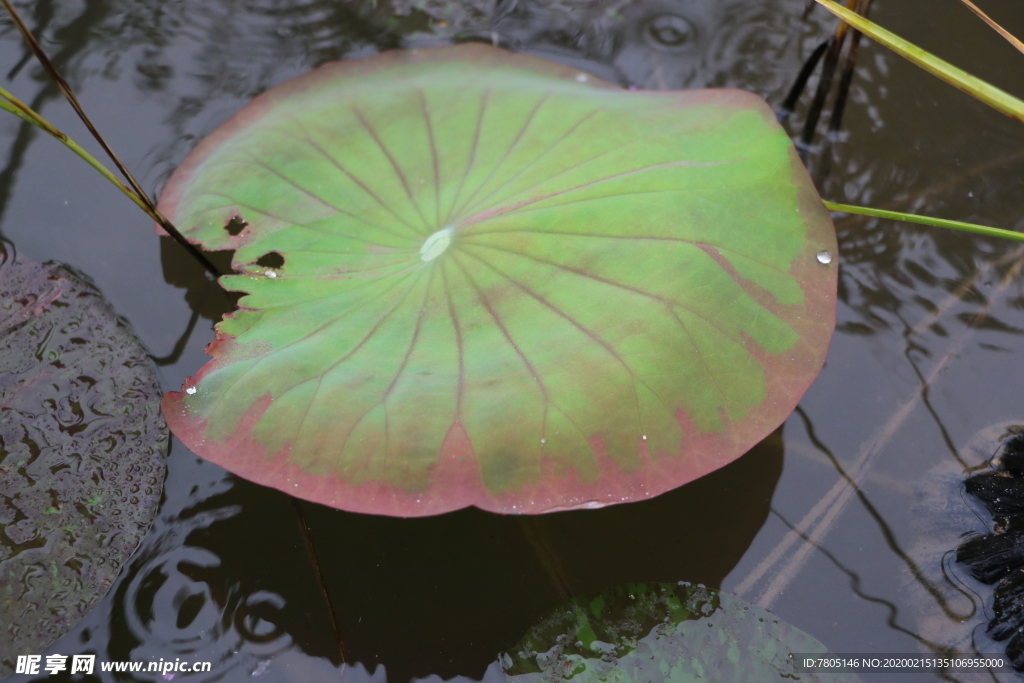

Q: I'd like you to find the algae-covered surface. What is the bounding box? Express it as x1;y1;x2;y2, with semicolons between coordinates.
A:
1;262;167;673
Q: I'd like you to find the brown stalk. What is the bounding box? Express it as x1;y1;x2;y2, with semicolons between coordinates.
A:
958;0;1024;56
0;0;150;208
291;499;346;664
827;0;873;135
0;0;223;279
798;0;861;150
778;39;830;122
519;518;574;600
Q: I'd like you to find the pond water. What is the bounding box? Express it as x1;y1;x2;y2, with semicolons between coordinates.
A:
2;0;1024;681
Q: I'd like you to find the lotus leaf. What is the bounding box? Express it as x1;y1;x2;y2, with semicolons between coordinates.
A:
0;262;167;672
160;44;836;516
501;582;861;682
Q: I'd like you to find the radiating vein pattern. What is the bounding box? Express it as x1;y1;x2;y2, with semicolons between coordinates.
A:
160;45;837;516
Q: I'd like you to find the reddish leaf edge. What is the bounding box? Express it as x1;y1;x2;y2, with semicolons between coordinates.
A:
160;45;838;517
161;160;837;517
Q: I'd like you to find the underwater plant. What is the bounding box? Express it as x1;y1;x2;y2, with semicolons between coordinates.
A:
502;581;863;681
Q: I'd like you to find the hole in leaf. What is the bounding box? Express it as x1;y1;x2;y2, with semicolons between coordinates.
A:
157;44;838;518
224;216;248;236
255;252;284;269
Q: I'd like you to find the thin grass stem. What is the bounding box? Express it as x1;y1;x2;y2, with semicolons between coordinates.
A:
823;200;1024;242
0;0;154;209
0;92;154;218
814;0;1024;122
958;0;1024;56
0;0;223;278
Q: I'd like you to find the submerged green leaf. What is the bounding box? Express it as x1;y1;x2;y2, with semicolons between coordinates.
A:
0;262;168;673
501;582;862;682
160;44;836;516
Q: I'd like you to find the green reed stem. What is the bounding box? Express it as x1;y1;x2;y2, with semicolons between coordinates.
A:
0;87;156;220
814;0;1024;123
824;201;1024;242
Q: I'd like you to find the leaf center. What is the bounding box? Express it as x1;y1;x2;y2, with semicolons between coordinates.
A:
419;227;454;262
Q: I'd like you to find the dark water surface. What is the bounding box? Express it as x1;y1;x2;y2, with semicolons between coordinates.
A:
2;0;1024;681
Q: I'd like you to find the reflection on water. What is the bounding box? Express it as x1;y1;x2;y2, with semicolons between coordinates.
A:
301;436;782;679
1;0;1024;680
898;422;1024;675
495;0;831;92
3;451;342;682
3;435;781;682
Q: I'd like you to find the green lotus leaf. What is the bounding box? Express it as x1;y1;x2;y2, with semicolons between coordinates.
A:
501;582;862;682
159;44;836;516
0;262;167;673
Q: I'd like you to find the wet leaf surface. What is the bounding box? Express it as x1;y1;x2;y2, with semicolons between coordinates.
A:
161;43;836;516
0;261;168;673
501;581;862;682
